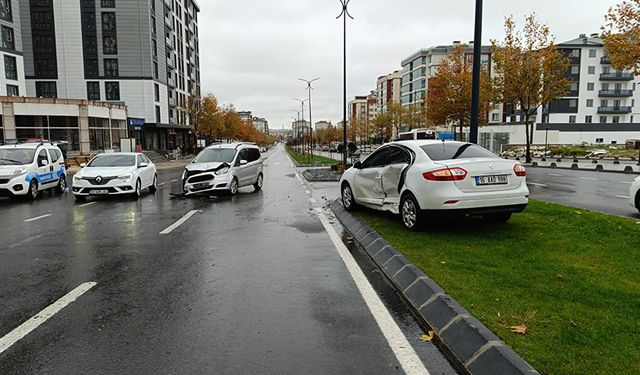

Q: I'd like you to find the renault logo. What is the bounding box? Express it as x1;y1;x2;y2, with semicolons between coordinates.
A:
489;164;494;170
96;176;103;184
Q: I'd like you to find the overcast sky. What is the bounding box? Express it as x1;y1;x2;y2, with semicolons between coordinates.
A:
199;0;619;131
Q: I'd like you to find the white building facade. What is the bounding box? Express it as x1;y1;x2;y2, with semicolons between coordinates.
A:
0;0;27;97
376;70;401;113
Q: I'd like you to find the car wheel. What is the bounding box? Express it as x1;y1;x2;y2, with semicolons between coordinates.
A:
132;179;142;199
400;194;421;231
149;174;158;193
74;195;86;202
342;183;357;211
229;177;239;195
483;212;512;223
55;175;67;194
28;180;39;200
635;192;640;214
253;173;264;192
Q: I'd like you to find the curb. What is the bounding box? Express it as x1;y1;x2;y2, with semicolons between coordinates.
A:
526;164;640;175
330;200;540;375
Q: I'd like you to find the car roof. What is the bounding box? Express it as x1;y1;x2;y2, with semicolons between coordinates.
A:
205;142;257;150
94;152;140;156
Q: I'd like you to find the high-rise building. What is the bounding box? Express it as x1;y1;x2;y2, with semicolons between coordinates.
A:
0;0;26;97
315;121;331;130
252;117;268;134
18;0;201;151
348;91;377;143
376;70;401;113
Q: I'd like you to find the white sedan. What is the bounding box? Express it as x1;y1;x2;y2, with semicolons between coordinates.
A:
72;153;157;201
630;176;640;214
340;140;529;230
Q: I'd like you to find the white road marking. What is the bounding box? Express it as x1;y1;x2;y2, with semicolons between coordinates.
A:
315;208;430;375
309;197;317;204
580;177;598;181
0;282;97;355
549;174;564;177
24;214;52;223
159;183;166;186
616;195;631;199
79;202;96;208
527;182;548;187
159;210;199;235
305;190;311;195
170;179;179;183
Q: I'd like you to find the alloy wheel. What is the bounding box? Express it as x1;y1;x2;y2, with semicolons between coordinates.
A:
230;178;238;195
30;181;39;200
342;185;353;208
402;199;417;229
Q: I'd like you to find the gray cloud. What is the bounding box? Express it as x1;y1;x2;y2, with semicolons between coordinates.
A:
199;0;618;130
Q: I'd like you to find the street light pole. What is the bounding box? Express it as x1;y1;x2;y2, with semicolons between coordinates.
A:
337;0;353;165
470;0;483;144
291;110;300;151
299;78;320;159
294;98;308;156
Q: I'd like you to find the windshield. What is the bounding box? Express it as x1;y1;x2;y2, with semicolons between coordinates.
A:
0;149;36;165
193;148;236;163
421;143;497;161
87;155;136;167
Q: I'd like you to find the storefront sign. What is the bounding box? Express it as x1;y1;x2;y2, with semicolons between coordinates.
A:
127;118;145;130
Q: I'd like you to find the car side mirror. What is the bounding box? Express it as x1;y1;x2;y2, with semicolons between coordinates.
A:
80;163;86;168
139;163;148;169
240;160;248;166
39;159;48;167
354;161;362;169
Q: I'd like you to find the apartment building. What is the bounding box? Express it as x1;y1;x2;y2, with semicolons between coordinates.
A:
0;0;26;97
348;91;377;142
376;70;401;113
18;0;201;152
292;119;310;141
252;116;268;134
315;120;331;131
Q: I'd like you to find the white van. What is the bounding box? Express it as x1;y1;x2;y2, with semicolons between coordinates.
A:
398;128;437;141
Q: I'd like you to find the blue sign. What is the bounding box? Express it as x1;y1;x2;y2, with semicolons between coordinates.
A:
127;118;145;129
437;133;456;140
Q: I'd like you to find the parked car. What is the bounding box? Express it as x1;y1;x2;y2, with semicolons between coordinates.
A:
339;140;529;230
72;153;157;201
586;149;607;158
630;176;640;214
182;143;263;196
0;141;67;199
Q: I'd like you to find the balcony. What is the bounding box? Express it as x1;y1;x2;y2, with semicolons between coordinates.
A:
601;56;611;64
599;89;633;97
167;76;175;87
598;106;632;114
600;72;634;81
166;36;174;50
169;97;177;107
164;0;172;9
165;15;173;30
167;57;174;69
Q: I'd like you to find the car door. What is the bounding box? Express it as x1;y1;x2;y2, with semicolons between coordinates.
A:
381;146;412;205
248;148;262;183
234;148;251;186
36;148;56;188
353;146;388;205
137;155;152;187
141;154;155;186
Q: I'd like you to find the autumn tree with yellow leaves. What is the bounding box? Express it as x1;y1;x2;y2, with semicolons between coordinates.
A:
492;14;570;163
602;0;640;75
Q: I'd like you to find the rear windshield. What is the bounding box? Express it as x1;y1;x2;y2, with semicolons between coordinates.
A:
193;148;237;163
421;143;497;161
88;155;136;167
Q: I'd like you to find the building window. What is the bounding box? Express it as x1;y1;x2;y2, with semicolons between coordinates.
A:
105;81;120;100
491;113;499;122
569;99;578;108
585;115;592;123
35;82;57;98
103;36;118;54
101;0;115;7
589;49;597;58
102;12;116;32
1;25;14;50
572;49;580;58
570;82;578;92
87;82;100;100
613;116;620;123
153;62;158;79
6;84;18;96
4;55;16;80
104;58;119;77
586;99;594;107
587;83;594;91
600;116;607;124
154;83;160;102
152;39;157;57
588;66;595;74
571;66;579;75
569;115;577;123
0;0;11;22
155;105;161;123
596;138;604;143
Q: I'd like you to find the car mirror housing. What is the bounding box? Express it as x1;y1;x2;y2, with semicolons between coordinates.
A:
240;160;248;166
39;159;48;167
80;163;86;168
139;163;148;169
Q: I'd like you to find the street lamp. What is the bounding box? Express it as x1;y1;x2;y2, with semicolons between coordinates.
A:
337;0;353;165
469;0;483;144
291;110;301;151
299;78;320;159
294;98;309;157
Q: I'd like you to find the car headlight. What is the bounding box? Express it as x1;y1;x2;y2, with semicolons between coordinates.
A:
215;167;230;175
118;173;134;182
73;174;83;183
12;168;28;176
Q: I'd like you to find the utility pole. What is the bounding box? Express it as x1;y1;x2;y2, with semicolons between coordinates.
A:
337;0;353;165
299;78;319;159
294;98;308;157
470;0;483;144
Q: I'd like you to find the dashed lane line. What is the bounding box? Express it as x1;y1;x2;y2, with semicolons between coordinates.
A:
159;210;199;235
527;182;548;187
79;202;97;208
548;173;564;177
309;197;317;204
24;214;52;223
616;195;631;199
580;177;599;181
0;282;97;355
315;208;430;375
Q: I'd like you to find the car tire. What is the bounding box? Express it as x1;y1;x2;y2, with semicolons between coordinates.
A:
74;195;86;202
400;193;422;231
253;173;263;192
483;212;512;223
149;174;158;193
132;179;142;199
341;183;358;211
229;177;239;196
635;192;640;214
28;180;39;200
55;175;67;194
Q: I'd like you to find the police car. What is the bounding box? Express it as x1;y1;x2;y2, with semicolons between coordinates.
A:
0;142;67;199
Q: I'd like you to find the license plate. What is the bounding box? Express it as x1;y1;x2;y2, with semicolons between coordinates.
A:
90;189;110;195
194;183;210;189
475;175;509;186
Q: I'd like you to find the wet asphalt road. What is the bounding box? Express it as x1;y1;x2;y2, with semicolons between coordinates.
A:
0;145;456;374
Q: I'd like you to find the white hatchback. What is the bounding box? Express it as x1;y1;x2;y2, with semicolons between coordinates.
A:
72;153;157;201
630;176;640;214
340;140;529;230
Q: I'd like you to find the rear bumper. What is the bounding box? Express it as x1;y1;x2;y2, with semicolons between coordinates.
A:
423;203;528;217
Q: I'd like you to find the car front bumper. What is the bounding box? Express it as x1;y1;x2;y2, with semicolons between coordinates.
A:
183;173;232;196
0;175;30;196
72;180;136;196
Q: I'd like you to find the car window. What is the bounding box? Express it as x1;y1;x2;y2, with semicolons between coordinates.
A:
362;147;389;168
141;155;151;164
88;155;136;167
248;148;260;162
37;149;49;166
420;143;497;161
236;149;248;165
388;147;410;165
193;148;236;163
137;155;145;166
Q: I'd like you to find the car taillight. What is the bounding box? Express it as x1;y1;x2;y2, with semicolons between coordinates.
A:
423;167;467;181
514;164;526;177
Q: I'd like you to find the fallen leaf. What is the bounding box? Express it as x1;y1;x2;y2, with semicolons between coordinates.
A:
556;274;566;282
510;324;528;335
419;331;436;342
575;211;582;215
570;319;580;328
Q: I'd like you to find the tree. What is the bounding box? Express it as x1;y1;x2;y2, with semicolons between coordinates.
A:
602;0;640;75
371;112;393;143
386;101;407;138
492;14;570;162
426;44;497;141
